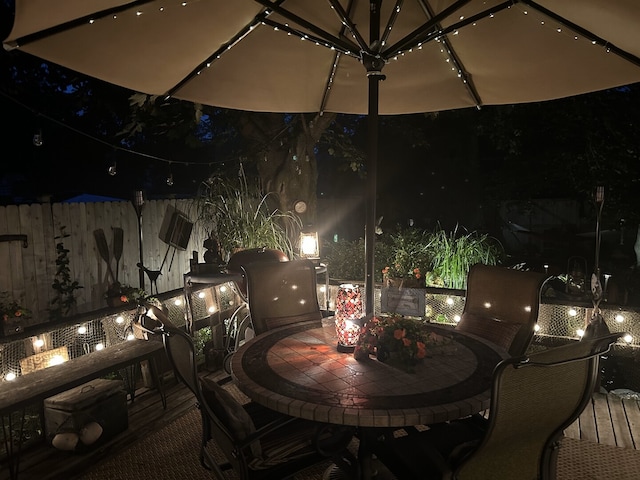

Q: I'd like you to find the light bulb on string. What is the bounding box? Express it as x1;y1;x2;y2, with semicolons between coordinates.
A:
108;161;117;176
166;162;174;186
32;128;43;147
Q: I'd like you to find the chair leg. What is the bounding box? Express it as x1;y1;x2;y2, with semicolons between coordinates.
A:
149;355;167;409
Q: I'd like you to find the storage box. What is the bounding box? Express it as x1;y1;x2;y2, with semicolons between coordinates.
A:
44;378;128;452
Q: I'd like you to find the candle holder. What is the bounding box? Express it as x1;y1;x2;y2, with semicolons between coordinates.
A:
335;283;364;352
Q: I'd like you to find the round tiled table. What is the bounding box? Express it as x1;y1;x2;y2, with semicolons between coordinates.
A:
231;320;507;428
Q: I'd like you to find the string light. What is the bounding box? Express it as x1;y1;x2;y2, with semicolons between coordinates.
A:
1;89;224;171
108;161;117;176
32;128;43;147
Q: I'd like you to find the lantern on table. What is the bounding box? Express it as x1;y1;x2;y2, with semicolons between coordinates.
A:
335;283;364;352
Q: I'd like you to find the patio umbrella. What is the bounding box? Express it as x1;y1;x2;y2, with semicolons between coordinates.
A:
5;0;640;315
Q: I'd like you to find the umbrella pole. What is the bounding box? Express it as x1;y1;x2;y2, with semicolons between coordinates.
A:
364;0;383;317
365;78;379;317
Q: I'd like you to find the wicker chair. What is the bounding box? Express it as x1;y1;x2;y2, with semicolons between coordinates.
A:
365;332;625;480
455;264;550;356
135;304;345;480
242;259;323;336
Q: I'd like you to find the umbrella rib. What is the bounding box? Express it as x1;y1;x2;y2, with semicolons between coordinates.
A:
253;0;360;54
416;0;483;108
5;0;154;49
327;0;369;52
165;5;289;100
521;0;640;68
380;0;404;47
384;0;512;56
319;52;341;115
383;0;474;55
260;18;359;58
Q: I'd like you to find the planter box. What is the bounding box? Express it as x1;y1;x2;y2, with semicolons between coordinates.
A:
381;287;426;317
44;378;128;452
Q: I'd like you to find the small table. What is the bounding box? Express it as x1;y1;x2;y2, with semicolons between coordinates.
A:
231;320;508;477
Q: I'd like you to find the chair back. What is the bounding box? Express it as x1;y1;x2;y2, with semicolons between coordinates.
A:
456;264;549;356
135;305;257;478
243;259;323;335
226;247;288;300
455;333;624;480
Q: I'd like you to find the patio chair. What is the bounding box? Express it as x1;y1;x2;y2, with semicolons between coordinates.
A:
135;303;351;480
242;259;323;335
222;247;289;371
364;332;625;480
455;264;550;356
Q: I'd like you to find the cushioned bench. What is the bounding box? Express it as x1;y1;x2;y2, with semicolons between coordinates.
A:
0;339;165;416
0;339;166;480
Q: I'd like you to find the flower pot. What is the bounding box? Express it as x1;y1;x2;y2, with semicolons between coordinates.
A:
106;295;126;308
384;276;425;289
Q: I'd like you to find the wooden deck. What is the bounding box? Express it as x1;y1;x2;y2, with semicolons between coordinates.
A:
2;376;639;480
565;392;640;450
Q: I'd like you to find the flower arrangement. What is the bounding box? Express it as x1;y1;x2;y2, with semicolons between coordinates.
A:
104;282;148;306
0;291;31;321
354;315;451;373
380;228;433;288
382;265;425;288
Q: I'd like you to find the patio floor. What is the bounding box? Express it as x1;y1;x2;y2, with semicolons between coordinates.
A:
2;372;639;480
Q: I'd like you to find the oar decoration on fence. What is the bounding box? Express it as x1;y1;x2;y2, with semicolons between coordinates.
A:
112;227;124;283
93;228;116;285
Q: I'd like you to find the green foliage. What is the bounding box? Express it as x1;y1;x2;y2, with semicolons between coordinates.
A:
50;226;83;321
194;326;212;364
193;166;302;261
381;228;434;284
322;225;504;289
322;238;392;283
427;225;504;289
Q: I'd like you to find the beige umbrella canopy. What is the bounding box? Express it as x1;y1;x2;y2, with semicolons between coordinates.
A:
5;0;640;115
5;0;640;313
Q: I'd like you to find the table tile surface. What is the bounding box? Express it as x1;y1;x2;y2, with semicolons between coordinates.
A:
231;320;507;427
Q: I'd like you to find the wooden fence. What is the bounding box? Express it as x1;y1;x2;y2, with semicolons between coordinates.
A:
0;198;208;329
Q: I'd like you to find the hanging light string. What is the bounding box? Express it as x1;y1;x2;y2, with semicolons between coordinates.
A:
0;87;222;168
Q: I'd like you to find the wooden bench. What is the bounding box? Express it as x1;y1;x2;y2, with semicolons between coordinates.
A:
0;338;166;480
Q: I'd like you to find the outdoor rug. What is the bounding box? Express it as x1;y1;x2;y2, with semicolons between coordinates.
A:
77;407;640;480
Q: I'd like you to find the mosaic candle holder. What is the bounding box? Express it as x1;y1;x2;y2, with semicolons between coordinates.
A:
335;283;364;352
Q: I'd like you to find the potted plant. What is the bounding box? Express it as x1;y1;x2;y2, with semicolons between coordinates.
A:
104;283;148;308
381;227;433;288
1;291;31;336
192;165;301;262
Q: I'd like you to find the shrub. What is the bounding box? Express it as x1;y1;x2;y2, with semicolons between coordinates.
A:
322;224;504;289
